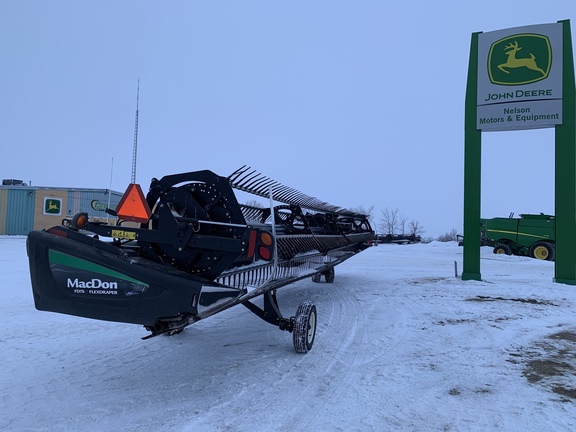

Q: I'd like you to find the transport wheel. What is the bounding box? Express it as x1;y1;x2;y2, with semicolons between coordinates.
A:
530;241;555;261
324;267;335;283
293;301;317;353
311;273;321;283
493;244;512;255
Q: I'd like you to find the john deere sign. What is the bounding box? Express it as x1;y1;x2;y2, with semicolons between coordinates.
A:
477;23;563;131
91;200;116;212
488;34;552;85
463;20;575;285
43;197;62;216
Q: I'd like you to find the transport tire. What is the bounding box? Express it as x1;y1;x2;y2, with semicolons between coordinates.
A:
293;301;317;353
311;273;321;283
530;241;555;261
324;267;335;283
493;244;512;255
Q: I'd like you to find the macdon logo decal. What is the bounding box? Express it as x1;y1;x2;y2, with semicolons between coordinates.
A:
67;278;118;289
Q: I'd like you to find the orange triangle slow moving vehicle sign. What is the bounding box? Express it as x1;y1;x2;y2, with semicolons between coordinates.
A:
115;183;152;223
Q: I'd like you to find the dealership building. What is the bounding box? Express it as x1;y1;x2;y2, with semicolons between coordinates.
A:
0;180;123;235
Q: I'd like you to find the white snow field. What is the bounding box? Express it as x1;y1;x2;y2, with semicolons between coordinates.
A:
2;237;576;431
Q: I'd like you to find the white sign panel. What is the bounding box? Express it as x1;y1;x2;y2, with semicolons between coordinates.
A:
477;23;563;131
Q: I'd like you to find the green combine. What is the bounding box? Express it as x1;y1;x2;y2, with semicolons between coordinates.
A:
482;213;555;260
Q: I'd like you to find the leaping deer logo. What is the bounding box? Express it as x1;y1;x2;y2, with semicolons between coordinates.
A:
497;40;546;76
45;199;61;214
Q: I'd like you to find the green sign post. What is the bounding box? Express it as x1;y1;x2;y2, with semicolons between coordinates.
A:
463;20;576;283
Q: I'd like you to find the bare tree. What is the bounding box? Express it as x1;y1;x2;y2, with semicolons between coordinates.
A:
436;228;459;242
399;214;409;235
243;199;264;208
379;207;399;235
349;205;375;224
408;219;425;236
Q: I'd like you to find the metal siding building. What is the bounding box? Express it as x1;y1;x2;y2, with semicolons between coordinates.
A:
66;189;121;222
0;189;7;233
0;186;123;235
6;188;35;235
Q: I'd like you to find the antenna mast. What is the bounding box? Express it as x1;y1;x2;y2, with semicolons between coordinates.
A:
131;79;139;184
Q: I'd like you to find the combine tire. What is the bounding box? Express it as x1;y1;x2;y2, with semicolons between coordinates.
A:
493;244;512;255
293;301;317;353
530;241;555;261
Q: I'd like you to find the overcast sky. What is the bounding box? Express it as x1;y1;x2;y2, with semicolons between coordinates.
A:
1;1;574;237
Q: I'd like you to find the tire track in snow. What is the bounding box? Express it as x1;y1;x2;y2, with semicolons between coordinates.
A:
182;276;371;431
197;273;413;432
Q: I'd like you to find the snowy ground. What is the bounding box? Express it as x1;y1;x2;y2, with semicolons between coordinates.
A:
2;236;576;431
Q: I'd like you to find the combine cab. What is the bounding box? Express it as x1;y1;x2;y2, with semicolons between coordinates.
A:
483;213;555;260
27;167;374;352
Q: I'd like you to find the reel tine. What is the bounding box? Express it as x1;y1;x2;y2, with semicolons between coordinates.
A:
227;165;250;183
228;166;347;214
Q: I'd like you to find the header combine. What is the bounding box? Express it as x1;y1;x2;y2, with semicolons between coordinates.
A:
27;166;374;352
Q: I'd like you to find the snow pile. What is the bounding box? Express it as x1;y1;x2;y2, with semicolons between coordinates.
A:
1;237;575;431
